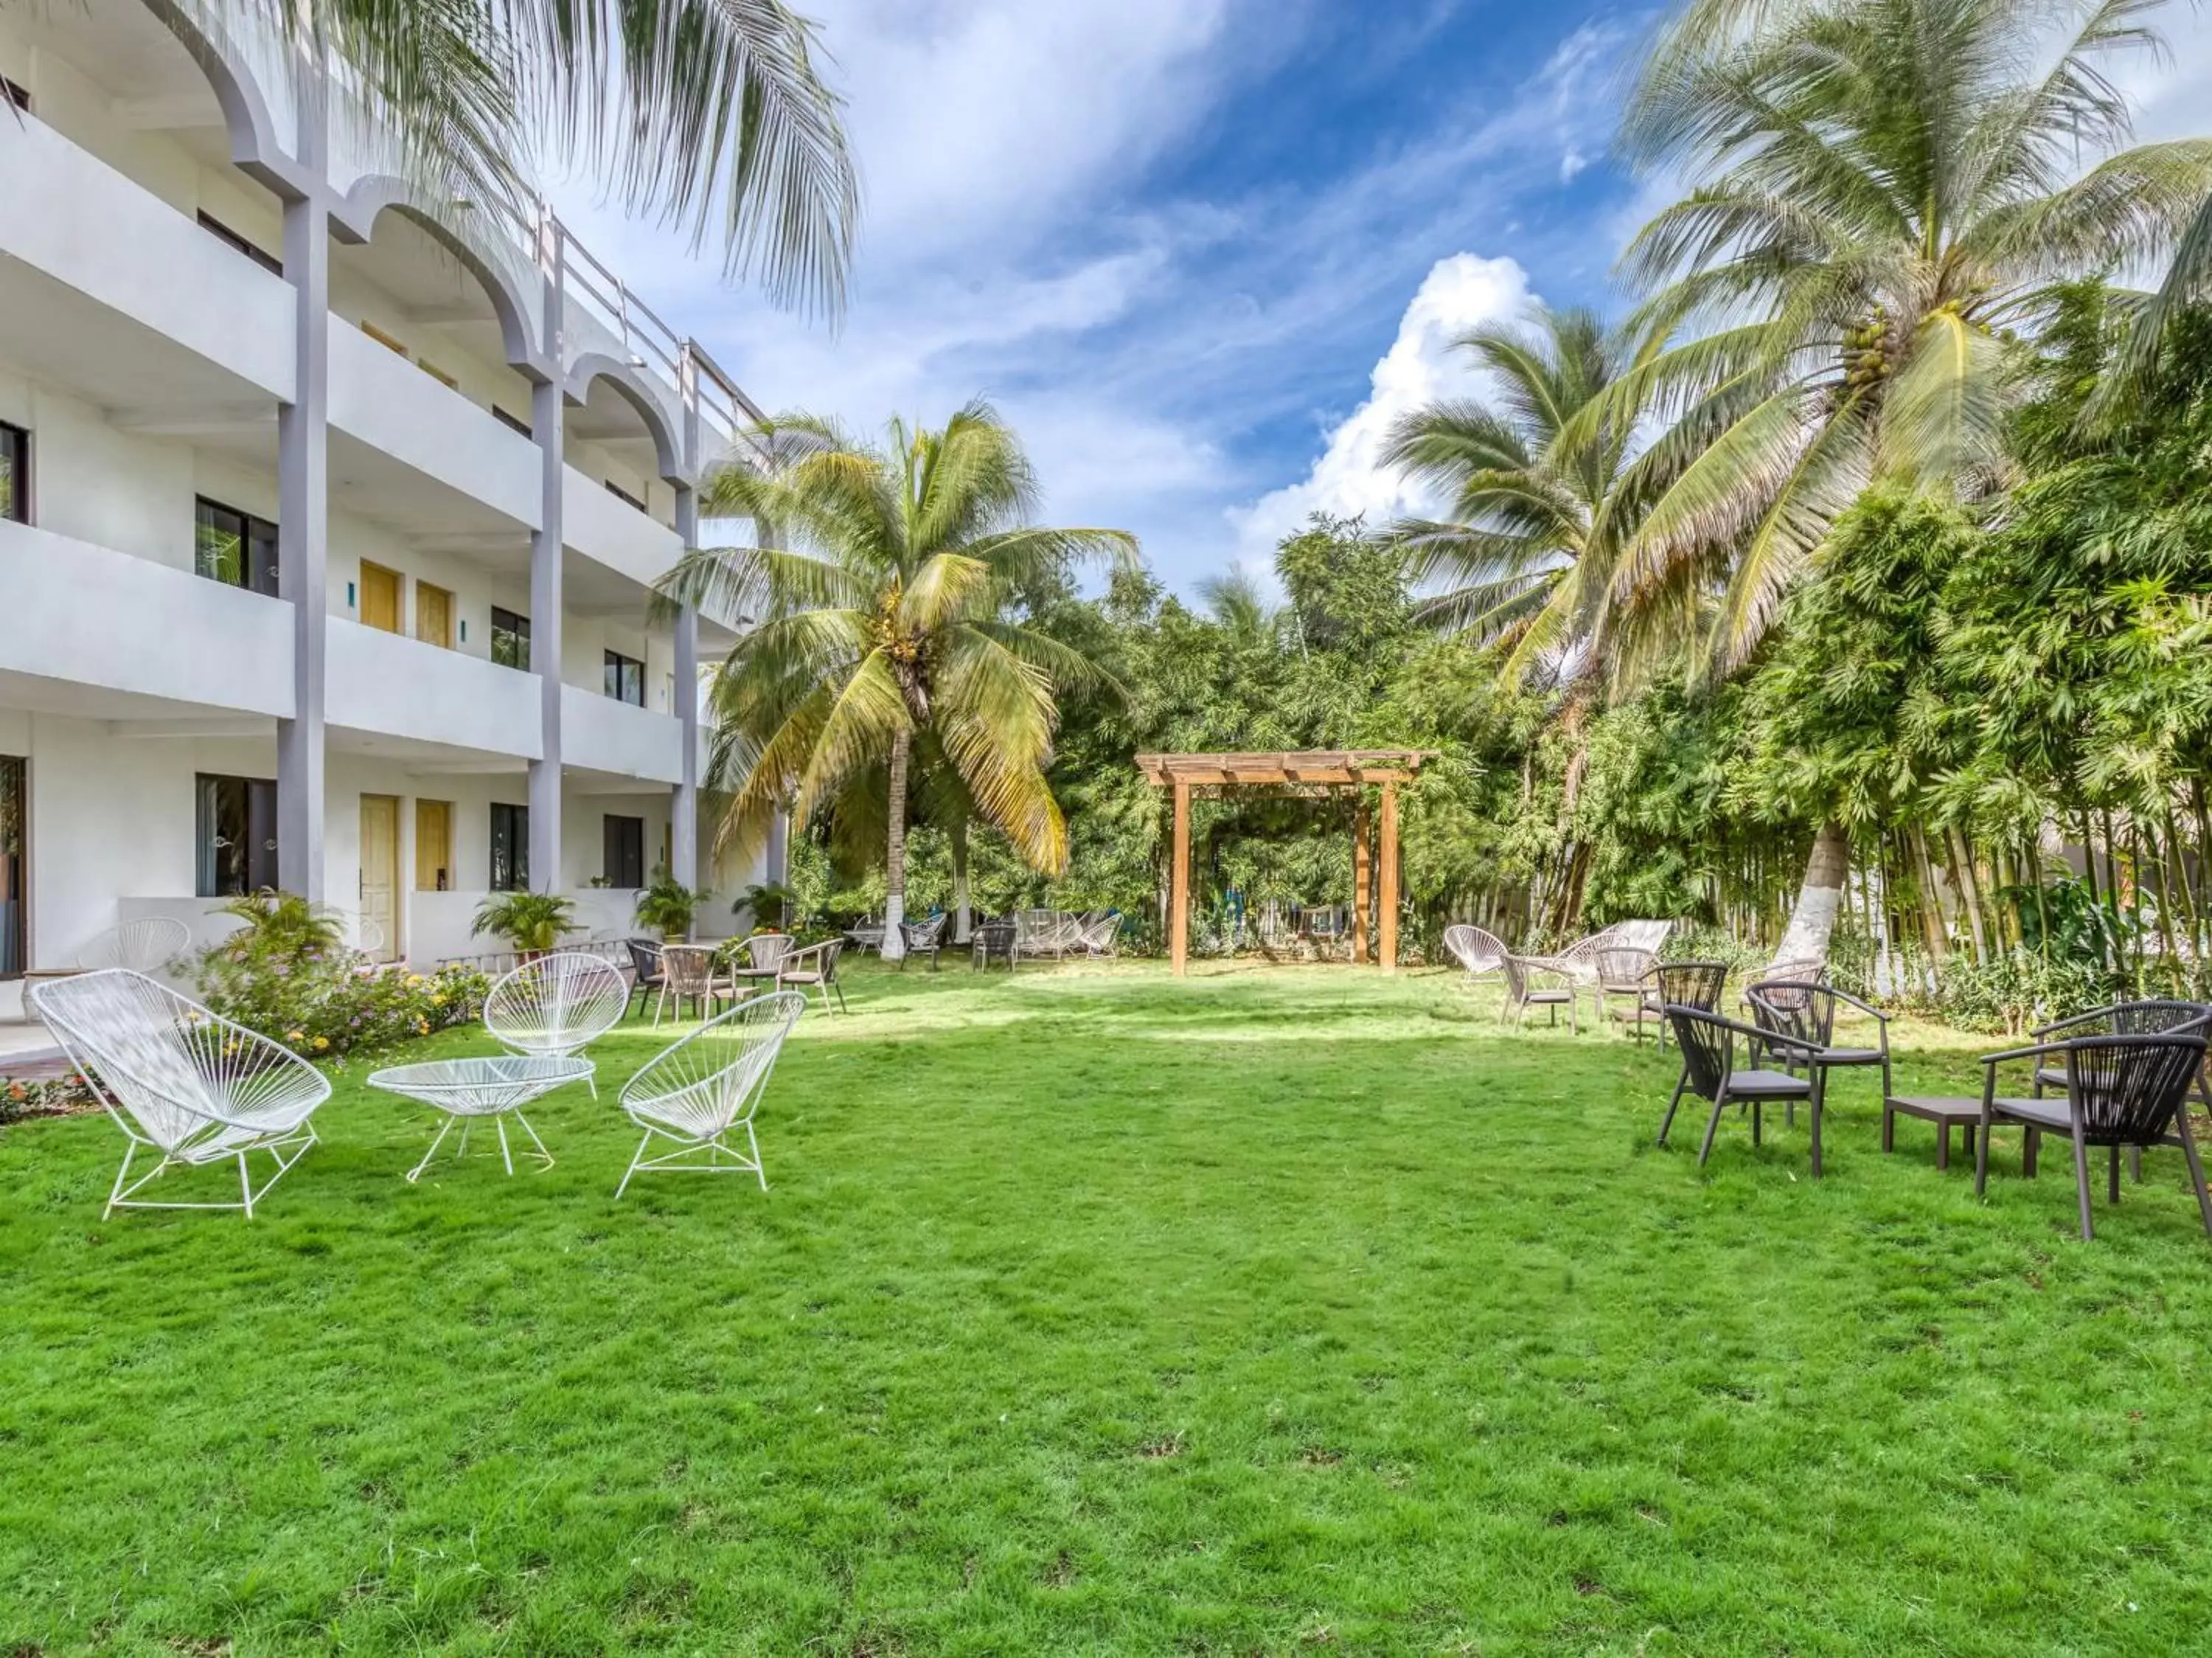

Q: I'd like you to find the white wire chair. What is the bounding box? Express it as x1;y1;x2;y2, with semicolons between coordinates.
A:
77;916;193;976
28;968;331;1219
1441;923;1506;979
1015;909;1078;960
615;989;806;1197
1073;909;1121;958
483;951;629;1097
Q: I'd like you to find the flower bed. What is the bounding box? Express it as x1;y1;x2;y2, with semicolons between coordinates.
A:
196;942;490;1062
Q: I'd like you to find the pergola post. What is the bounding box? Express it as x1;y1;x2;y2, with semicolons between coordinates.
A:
1379;779;1399;974
1352;797;1371;965
1171;779;1192;977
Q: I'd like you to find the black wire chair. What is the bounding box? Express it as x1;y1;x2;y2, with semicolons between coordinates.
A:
1746;982;1893;1115
1659;1005;1829;1175
2029;1000;2211;1184
624;937;664;1019
1644;960;1728;1053
1975;1033;2212;1243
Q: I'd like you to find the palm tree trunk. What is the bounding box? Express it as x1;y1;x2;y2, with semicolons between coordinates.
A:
1773;820;1848;967
881;726;911;962
951;815;972;944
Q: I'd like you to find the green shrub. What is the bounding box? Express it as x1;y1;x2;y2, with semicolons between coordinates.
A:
193;926;488;1061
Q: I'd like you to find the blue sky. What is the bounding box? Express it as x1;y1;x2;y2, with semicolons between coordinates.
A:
549;0;2212;596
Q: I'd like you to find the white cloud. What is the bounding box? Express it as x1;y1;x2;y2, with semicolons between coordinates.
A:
1226;252;1535;557
812;0;1243;257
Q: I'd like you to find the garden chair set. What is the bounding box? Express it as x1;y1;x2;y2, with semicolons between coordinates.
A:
636;934;848;1022
1470;920;1675;1036
956;909;1116;971
1649;979;2212;1244
29;951;806;1218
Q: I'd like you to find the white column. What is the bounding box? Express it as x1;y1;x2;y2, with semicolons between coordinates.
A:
276;66;327;901
526;288;564;892
672;484;700;890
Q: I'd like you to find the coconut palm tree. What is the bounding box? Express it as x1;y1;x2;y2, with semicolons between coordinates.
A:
1605;0;2212;962
660;402;1138;960
216;0;859;313
1382;305;1702;699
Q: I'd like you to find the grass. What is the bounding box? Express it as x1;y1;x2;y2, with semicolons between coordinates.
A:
5;962;2212;1655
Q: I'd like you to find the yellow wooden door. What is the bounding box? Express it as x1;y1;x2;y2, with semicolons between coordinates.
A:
359;795;400;961
360;561;403;634
414;799;452;891
415;582;453;648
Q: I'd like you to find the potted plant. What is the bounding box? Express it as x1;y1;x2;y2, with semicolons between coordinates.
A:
634;870;712;942
739;880;800;934
470;890;577;959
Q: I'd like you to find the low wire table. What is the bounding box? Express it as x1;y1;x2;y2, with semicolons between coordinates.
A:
368;1055;594;1182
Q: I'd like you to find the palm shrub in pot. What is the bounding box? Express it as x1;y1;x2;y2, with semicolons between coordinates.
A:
470;890;577;959
740;880;800;934
635;870;712;942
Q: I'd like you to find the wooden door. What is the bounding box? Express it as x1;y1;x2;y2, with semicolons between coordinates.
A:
360;561;403;633
414;799;452;892
415;582;453;648
359;794;400;961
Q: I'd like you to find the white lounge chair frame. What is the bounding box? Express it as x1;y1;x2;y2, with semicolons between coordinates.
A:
1015;909;1079;960
29;968;331;1218
77;915;193;975
1073;909;1121;958
616;989;805;1196
483;951;629;1097
1442;923;1506;980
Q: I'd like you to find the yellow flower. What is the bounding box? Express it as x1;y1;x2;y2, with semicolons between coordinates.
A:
406;974;424;988
312;1036;330;1051
286;1030;306;1044
428;992;445;1007
416;1019;430;1034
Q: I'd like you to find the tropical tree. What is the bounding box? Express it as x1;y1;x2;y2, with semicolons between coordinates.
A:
1383;307;1699;698
1607;0;2212;962
206;0;860;313
661;402;1138;959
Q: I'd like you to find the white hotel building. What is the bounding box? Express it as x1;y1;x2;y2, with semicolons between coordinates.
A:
0;0;777;1019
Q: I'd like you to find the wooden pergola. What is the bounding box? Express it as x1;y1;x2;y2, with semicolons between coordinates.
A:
1135;749;1433;977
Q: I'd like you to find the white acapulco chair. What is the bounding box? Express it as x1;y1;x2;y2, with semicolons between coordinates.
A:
77;915;193;976
615;989;805;1198
482;951;630;1098
1441;923;1507;981
28;969;332;1219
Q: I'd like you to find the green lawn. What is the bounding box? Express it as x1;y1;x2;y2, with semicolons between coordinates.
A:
6;963;2212;1656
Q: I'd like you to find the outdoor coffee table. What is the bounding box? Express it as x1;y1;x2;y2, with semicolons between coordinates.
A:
368;1055;594;1182
1882;1092;1989;1170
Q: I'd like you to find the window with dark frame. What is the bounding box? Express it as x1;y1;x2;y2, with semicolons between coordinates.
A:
603;649;645;707
195;211;282;277
493;406;532;439
0;421;27;525
605;479;647;513
603;815;645;889
490;802;529;892
195;773;279;898
1;77;29;114
195;496;279;596
490;606;530;670
0;755;24;979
